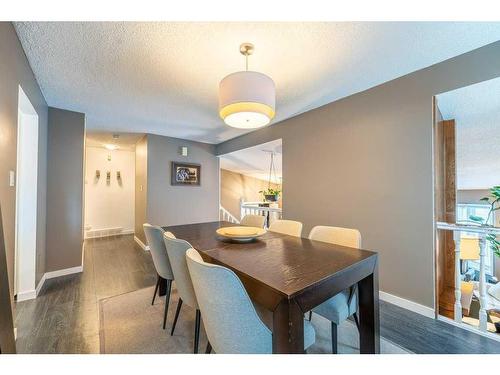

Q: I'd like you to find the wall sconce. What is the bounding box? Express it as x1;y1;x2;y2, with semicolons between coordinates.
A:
106;171;111;184
95;170;100;179
116;171;121;179
181;146;188;156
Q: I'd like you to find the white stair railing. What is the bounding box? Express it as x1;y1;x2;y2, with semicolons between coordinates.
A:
219;206;240;224
240;200;283;228
436;222;500;332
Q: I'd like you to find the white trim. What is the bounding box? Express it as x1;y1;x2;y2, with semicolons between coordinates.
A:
35;272;47;296
14;85;39;299
438;315;500;343
134;235;150;251
379;291;435;319
31;265;83;299
15;289;37;302
44;265;83;280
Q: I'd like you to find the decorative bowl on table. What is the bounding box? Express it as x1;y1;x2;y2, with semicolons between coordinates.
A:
216;226;266;242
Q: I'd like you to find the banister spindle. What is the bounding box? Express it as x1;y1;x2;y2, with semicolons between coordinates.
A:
478;235;488;331
453;231;462;324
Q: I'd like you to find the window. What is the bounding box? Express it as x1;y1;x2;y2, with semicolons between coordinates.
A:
456;203;495;277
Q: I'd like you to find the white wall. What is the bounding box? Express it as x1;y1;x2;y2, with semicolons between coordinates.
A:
84;146;135;237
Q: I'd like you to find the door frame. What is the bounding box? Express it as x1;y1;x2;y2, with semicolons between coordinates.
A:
14;85;39;301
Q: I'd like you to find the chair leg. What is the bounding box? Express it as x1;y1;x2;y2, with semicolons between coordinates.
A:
194;309;201;354
331;322;338;354
308;311;312;321
205;341;212;354
353;312;360;332
163;279;172;330
170;298;183;336
151;275;160;305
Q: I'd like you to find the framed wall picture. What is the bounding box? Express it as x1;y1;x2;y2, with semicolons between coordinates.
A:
171;162;201;186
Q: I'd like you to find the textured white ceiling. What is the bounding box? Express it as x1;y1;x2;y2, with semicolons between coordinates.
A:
14;22;500;144
437;77;500;190
219;139;282;183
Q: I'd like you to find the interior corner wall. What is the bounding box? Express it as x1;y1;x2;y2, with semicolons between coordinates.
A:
145;134;219;228
215;41;500;309
46;107;85;272
0;22;49;297
134;135;148;244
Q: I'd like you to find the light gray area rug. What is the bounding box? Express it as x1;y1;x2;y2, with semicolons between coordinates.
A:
99;286;411;354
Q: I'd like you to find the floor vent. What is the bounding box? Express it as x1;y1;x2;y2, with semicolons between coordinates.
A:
85;227;125;239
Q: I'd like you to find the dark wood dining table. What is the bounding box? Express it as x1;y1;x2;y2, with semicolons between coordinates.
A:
163;221;380;354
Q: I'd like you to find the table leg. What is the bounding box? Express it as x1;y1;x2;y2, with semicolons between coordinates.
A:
358;263;380;354
272;299;304;353
159;276;168;296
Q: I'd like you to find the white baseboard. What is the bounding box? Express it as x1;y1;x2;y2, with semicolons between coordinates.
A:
16;289;37;302
44;265;83;279
379;291;435;319
31;265;83;299
35;273;47;296
134;235;150;251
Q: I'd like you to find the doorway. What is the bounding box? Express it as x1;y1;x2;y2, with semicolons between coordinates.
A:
14;85;39;301
218;139;283;226
83;132;140;240
434;77;500;337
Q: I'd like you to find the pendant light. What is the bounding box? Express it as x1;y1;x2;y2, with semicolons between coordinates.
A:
219;43;276;129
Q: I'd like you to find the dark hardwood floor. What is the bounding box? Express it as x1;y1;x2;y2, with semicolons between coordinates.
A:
14;234;500;354
380;301;499;354
14;235;156;354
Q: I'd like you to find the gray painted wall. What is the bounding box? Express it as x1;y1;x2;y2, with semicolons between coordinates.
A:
216;41;500;308
46;108;85;272
0;22;48;296
144;134;219;229
134;136;148;244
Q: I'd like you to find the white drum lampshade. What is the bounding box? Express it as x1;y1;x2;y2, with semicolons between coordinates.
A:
219;43;276;129
460;237;480;260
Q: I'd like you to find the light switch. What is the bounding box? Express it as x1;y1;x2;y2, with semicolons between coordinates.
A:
9;170;15;187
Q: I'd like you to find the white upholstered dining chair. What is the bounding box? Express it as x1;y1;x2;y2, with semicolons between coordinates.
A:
268;219;303;237
163;233;202;353
308;225;361;353
186;248;316;354
240;214;266;228
143;223;175;330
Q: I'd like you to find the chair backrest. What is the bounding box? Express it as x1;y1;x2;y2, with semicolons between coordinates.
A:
240;214;266;228
163;234;198;309
186;248;272;354
143;223;174;280
308;225;361;248
268;219;303;237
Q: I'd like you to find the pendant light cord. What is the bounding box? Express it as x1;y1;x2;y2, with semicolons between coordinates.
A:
268;152;276;189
